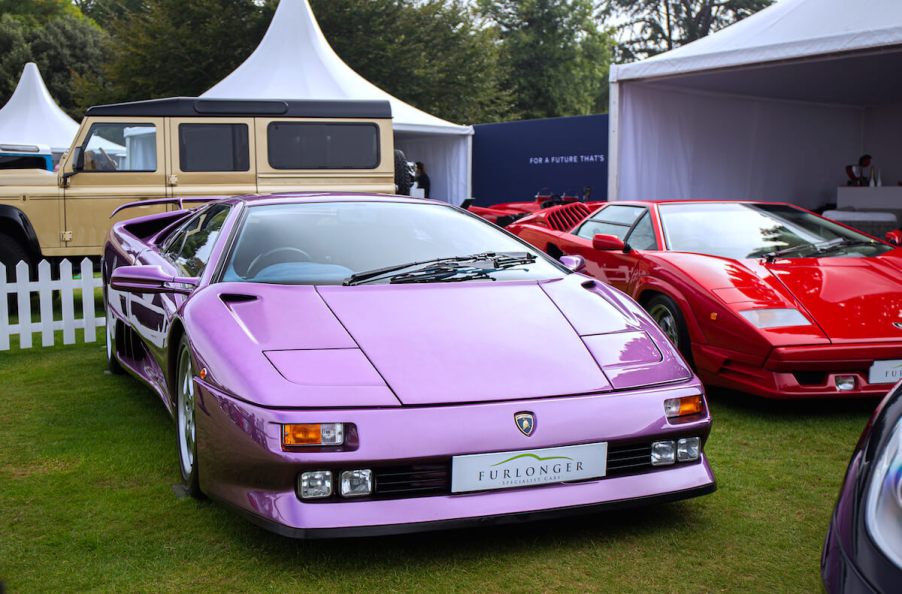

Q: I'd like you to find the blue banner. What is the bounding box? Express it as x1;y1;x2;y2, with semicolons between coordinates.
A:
472;114;608;206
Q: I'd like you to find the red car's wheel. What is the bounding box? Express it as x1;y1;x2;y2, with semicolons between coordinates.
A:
645;294;693;364
175;336;203;499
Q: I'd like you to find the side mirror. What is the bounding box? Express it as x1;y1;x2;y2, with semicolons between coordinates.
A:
559;255;586;272
885;230;902;246
592;233;626;251
72;146;85;171
110;265;198;295
61;146;85;186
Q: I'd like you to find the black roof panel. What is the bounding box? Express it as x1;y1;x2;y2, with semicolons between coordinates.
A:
85;97;392;119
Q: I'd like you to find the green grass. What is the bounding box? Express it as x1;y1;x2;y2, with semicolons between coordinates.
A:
0;343;876;593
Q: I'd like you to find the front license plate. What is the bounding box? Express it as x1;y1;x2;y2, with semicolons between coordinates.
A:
868;360;902;385
451;442;607;494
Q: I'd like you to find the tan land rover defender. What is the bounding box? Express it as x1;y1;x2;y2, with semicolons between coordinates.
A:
0;97;395;275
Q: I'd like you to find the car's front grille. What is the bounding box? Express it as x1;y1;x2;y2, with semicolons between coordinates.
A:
373;462;451;498
368;443;657;500
606;443;654;474
306;440;684;502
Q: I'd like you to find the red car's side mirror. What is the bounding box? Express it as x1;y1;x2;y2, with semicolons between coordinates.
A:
885;230;902;246
110;265;197;295
592;233;626;251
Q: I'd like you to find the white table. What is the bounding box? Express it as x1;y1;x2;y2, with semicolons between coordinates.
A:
837;186;902;210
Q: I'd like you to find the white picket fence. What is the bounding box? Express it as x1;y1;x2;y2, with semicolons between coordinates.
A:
0;259;105;351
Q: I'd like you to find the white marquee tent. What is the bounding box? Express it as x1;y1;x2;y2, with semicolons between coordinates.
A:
0;62;80;156
608;0;902;211
204;0;473;204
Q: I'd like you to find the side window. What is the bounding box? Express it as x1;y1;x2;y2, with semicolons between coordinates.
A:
179;123;249;172
267;122;380;169
624;211;658;250
163;206;230;277
574;205;643;240
82;123;157;172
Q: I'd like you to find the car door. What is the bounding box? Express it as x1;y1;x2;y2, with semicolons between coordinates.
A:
62;118;168;253
563;204;654;291
166;117;257;197
130;205;231;384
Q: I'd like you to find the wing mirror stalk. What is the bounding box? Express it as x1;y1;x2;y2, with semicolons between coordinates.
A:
110;265;198;295
60;146;84;187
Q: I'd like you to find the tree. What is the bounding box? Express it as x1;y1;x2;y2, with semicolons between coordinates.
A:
311;0;512;124
477;0;614;119
0;9;109;119
96;0;273;102
72;0;144;28
602;0;774;61
0;0;82;23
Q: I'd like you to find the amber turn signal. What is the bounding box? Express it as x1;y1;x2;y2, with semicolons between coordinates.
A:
282;423;345;448
664;395;705;418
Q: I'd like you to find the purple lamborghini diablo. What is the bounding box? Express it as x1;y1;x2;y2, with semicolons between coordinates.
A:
103;193;715;537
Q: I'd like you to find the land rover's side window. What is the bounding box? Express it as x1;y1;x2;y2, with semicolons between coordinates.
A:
178;124;249;172
82;123;157;172
267;122;379;169
574;205;644;240
163;205;230;277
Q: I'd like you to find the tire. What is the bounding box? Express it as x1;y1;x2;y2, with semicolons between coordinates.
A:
394;149;412;196
0;233;33;313
175;336;203;498
645;294;693;364
104;295;124;375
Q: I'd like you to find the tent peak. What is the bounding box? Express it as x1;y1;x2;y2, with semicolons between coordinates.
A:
203;0;470;135
0;62;79;152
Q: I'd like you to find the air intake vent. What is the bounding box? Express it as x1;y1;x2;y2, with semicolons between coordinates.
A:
544;203;591;232
220;293;258;304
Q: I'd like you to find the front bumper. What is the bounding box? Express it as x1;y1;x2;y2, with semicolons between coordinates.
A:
699;342;902;399
233;482;716;539
193;380;715;537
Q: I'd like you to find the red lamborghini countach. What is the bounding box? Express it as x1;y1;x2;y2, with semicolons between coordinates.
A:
506;200;902;399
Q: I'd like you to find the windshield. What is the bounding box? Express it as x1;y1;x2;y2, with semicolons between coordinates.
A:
221;201;563;285
659;203;893;259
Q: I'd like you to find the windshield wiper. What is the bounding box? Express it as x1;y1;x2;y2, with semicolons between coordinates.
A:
389;264;496;284
814;238;878;256
764;238;846;262
343;252;536;286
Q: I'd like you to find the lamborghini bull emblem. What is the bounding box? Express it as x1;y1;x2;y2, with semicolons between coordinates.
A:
515;412;536;437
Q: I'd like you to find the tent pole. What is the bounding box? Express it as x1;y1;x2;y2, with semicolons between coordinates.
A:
607;80;621;202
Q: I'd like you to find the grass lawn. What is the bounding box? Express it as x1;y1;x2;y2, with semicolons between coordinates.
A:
0;342;877;593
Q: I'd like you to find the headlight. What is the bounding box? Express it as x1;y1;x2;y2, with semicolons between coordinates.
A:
739;308;811;329
865;418;902;568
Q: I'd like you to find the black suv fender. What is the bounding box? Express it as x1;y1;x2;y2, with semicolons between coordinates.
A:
0;204;42;264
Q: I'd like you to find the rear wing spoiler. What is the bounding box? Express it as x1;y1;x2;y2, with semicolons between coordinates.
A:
110;196;226;218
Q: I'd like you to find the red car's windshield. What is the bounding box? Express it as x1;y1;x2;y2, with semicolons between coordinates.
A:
659;203;892;260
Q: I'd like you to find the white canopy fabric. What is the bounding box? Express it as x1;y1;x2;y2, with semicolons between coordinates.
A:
609;0;902;210
0;62;79;154
204;0;473;204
